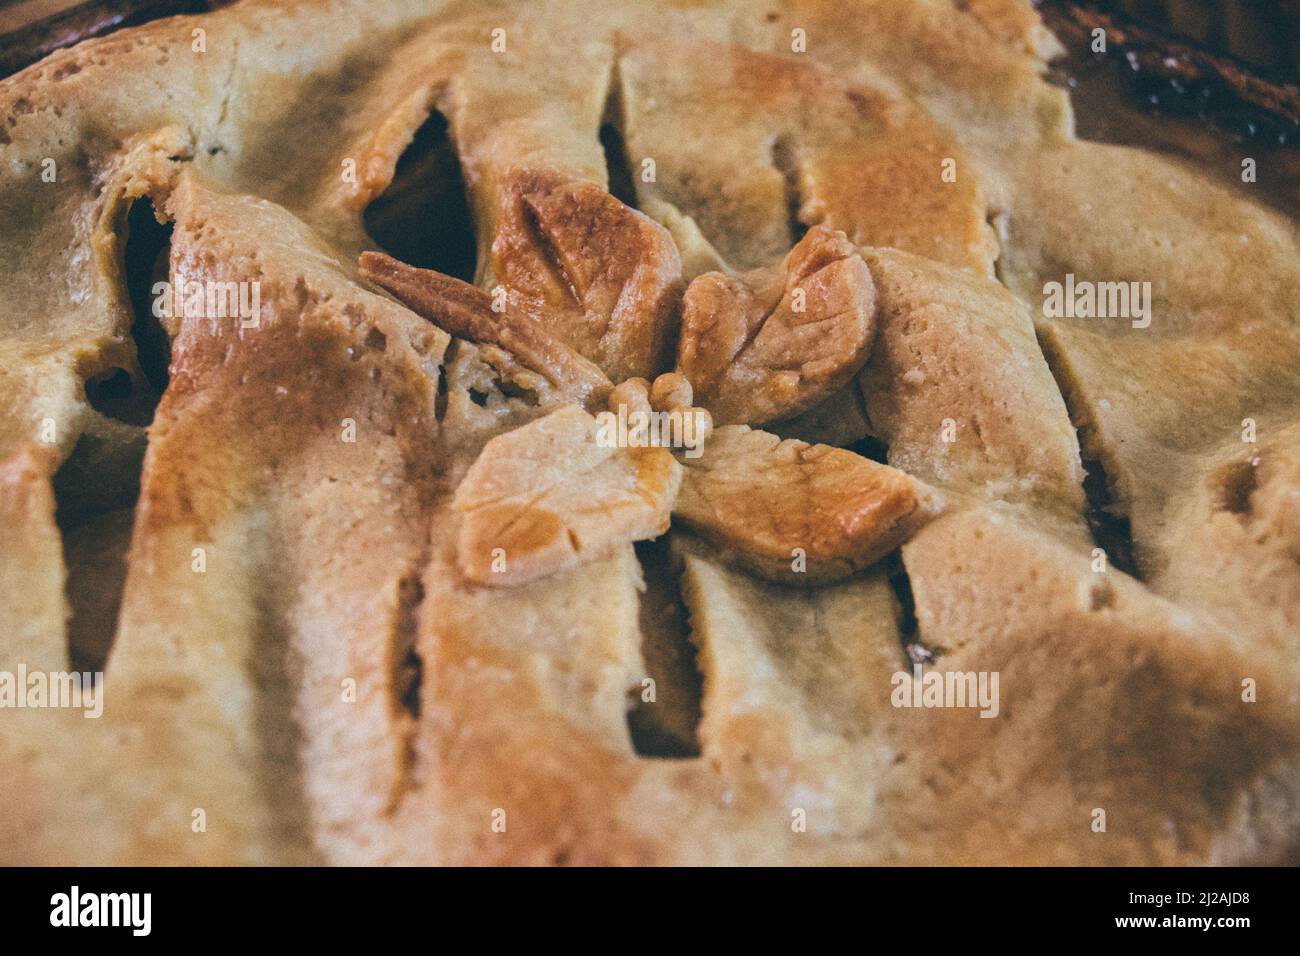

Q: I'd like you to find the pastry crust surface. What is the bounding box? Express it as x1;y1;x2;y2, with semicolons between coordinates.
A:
1;0;1297;865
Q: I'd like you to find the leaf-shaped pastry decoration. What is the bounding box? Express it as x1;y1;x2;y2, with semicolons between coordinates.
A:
677;225;877;426
491;168;683;382
360;251;613;410
453;404;681;586
674;425;943;582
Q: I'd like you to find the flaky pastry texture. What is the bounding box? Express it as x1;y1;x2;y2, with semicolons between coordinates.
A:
0;0;1297;865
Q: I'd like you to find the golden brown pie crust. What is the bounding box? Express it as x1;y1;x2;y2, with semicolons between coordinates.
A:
0;0;1297;865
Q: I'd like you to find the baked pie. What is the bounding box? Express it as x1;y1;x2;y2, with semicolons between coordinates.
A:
1;0;1297;865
